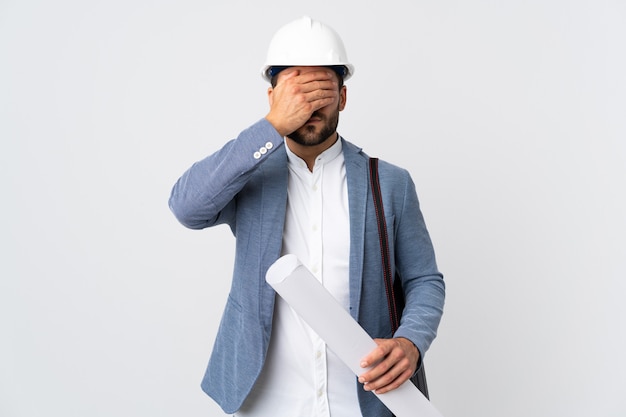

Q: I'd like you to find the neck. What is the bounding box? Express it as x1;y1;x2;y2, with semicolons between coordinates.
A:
285;133;338;172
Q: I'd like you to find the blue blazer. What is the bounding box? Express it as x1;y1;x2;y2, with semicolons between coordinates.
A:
169;119;445;416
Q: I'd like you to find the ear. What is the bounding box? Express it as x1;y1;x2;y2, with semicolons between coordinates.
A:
339;85;347;111
267;87;274;106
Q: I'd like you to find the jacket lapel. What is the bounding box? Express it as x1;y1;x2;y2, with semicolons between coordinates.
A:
342;139;369;321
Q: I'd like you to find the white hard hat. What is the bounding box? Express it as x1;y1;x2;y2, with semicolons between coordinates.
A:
261;16;354;82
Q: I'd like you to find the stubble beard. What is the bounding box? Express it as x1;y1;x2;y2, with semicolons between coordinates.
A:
287;109;340;147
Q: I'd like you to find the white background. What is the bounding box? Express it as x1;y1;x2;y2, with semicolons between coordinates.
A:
1;1;625;416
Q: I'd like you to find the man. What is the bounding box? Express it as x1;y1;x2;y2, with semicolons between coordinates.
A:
169;16;445;417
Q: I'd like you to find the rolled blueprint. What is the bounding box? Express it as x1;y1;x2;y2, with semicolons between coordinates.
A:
266;254;444;417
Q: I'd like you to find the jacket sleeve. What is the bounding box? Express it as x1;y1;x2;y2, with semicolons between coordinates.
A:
391;170;445;358
168;119;284;230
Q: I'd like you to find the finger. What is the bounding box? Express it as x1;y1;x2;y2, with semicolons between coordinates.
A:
274;68;300;82
360;353;412;392
290;71;338;94
296;69;336;83
358;339;415;390
277;69;335;91
359;356;393;387
307;93;338;111
358;340;394;383
274;80;337;107
360;339;392;369
367;365;414;394
291;82;338;101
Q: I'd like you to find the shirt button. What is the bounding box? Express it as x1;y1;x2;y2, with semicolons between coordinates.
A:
259;146;267;154
265;141;273;150
253;151;261;159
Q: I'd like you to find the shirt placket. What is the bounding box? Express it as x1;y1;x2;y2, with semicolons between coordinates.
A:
309;164;329;417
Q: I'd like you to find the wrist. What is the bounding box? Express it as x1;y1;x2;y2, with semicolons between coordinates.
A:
264;114;289;137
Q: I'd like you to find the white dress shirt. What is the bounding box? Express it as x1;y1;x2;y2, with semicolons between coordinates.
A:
237;137;361;416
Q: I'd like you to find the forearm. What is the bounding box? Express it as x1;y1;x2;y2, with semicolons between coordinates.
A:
168;119;283;229
393;172;446;356
394;275;445;357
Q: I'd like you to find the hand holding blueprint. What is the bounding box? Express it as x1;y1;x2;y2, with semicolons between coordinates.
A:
266;254;444;417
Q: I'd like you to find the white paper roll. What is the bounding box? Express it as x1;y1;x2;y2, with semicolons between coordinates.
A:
266;254;444;417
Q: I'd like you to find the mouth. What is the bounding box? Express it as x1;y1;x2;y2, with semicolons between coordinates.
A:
306;115;323;124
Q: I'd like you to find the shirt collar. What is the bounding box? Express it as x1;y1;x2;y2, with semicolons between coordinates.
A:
284;135;343;170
